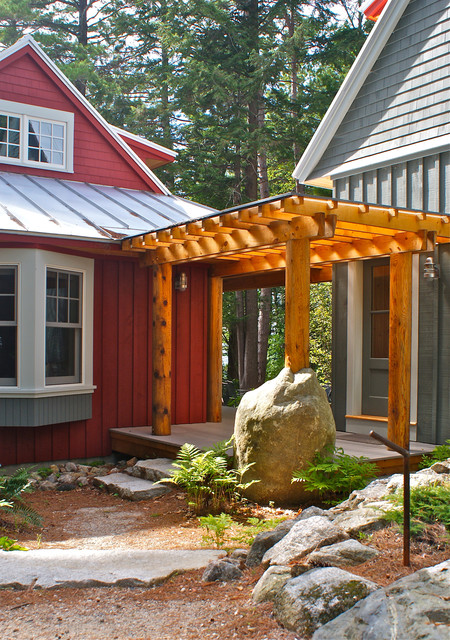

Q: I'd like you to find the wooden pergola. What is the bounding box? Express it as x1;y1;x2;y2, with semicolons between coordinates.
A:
122;193;450;449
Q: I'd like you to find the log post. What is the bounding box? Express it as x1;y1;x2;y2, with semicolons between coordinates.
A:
388;252;412;449
285;237;310;372
152;263;172;435
207;276;223;422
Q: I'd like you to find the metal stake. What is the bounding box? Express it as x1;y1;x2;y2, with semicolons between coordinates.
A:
369;430;410;567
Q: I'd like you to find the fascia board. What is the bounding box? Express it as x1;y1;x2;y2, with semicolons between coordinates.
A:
293;0;411;183
0;36;170;195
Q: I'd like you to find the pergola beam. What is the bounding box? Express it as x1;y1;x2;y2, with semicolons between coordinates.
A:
285;238;310;372
152;263;172;435
207;276;223;422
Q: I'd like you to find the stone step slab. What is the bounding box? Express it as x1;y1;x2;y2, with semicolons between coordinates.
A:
93;473;171;501
0;549;225;589
129;458;176;482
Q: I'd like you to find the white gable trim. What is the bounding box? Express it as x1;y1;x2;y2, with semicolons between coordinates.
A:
112;126;177;159
0;35;170;195
293;0;411;184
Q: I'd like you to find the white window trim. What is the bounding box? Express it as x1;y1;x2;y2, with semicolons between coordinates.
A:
0;99;74;173
0;249;94;398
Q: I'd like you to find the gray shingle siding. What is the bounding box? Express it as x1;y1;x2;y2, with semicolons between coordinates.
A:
310;0;450;182
335;151;450;213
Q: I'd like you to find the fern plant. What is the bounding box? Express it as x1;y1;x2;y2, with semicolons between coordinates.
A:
292;446;378;505
159;438;257;514
419;439;450;469
199;513;234;548
0;468;42;527
384;483;450;535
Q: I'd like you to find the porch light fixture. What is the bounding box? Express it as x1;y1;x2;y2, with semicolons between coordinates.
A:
423;257;439;279
174;272;188;291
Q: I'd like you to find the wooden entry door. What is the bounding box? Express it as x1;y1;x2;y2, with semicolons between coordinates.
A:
362;259;389;416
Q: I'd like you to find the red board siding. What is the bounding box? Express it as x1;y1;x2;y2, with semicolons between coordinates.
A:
0;258;208;465
0;49;160;191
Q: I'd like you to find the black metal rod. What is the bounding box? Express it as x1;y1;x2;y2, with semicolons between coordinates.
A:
370;430;410;567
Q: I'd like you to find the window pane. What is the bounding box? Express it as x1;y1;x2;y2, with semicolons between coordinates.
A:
69;300;79;323
29;119;40;134
0;296;15;321
0;129;6;143
8;130;19;145
46;297;57;322
39;149;50;163
0;268;15;294
0;326;16;381
28;147;39;161
9;117;20;130
53;124;64;138
371;311;389;358
47;271;57;296
8;145;19;158
41;122;52;136
69;274;80;298
53;138;63;151
372;265;389;311
40;135;52;150
58;272;68;297
52;151;63;165
46;327;79;380
0;115;6;128
58;298;68;323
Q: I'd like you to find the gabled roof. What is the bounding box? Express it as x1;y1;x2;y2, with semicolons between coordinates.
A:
293;0;412;187
112;126;177;169
0;171;215;241
0;36;170;194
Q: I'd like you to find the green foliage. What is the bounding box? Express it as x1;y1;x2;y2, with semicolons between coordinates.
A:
231;516;286;547
0;535;28;551
87;460;106;468
292;446;378;504
419;440;450;469
158;439;257;515
37;467;53;479
384;483;450;536
0;468;42;527
199;513;234;548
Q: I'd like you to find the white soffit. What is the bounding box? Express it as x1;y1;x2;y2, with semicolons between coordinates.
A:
293;0;411;185
0;172;215;241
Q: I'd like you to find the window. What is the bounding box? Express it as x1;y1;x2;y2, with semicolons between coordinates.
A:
28;119;65;166
0;100;74;172
0;266;17;385
0;115;20;159
46;269;82;384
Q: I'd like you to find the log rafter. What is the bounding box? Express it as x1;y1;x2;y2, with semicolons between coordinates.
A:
122;194;450;269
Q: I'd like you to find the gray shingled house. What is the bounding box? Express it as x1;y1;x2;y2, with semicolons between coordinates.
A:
294;0;449;445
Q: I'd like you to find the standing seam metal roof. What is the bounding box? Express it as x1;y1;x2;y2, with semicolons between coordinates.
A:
0;172;216;241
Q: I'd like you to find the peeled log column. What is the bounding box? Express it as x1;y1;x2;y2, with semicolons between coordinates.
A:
207;276;223;422
152;263;172;435
388;252;412;449
285;238;310;373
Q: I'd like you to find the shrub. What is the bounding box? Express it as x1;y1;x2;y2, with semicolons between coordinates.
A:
384;483;450;536
292;446;378;504
159;438;257;514
0;468;42;527
0;535;28;551
419;439;450;469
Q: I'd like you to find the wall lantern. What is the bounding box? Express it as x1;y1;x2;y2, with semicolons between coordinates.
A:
174;272;188;291
423;257;439;279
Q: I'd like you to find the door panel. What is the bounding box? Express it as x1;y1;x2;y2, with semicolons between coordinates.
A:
362;260;389;416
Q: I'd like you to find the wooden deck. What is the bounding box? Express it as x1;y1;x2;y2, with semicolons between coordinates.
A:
110;406;435;475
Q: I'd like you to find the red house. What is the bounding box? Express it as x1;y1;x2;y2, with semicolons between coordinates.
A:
0;36;213;466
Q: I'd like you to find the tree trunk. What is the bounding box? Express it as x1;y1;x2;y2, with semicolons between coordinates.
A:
257;287;271;384
236;290;245;386
242;289;259;390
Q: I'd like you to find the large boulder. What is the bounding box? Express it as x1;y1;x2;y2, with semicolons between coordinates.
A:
312;560;450;640
234;368;336;505
273;567;379;637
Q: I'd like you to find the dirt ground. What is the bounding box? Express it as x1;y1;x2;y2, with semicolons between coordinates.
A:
0;485;449;640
